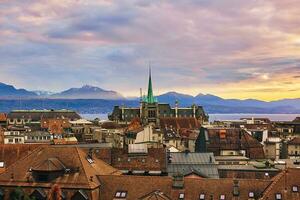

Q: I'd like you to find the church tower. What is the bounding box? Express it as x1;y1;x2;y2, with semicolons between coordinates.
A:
141;68;159;125
147;68;155;104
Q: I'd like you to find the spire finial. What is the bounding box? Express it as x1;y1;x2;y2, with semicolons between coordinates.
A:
147;63;156;103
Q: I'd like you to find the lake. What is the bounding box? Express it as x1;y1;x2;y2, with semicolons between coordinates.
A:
81;113;300;122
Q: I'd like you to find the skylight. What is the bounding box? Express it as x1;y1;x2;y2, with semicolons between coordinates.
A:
179;193;184;199
275;193;282;200
248;192;254;198
115;191;127;198
292;186;299;192
199;193;205;200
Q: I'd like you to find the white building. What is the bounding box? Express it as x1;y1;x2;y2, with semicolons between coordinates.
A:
3;131;25;144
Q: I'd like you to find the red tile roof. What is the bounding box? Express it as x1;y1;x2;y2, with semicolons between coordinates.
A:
160;117;201;130
98;175;272;200
206;128;265;159
288;137;300;145
0;144;46;168
0;113;6;122
261;168;300;200
0;146;121;189
93;148;167;172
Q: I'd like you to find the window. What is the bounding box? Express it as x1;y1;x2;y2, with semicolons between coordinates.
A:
115;192;121;198
275;193;282;200
292;186;299;192
199;194;205;200
220;194;226;200
115;191;127;198
248;192;254;198
8;139;13;143
120;192;127;198
179;193;184;199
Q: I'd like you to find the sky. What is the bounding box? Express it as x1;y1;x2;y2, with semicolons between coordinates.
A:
0;0;300;101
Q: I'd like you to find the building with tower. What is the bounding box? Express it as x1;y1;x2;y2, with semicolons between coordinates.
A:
109;70;208;125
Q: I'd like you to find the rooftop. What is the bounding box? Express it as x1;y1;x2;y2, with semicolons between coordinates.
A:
0;146;121;189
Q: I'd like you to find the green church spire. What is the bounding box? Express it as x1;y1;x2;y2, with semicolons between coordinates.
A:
147;67;156;103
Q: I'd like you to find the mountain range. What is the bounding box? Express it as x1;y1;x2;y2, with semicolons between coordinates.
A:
0;83;124;100
0;82;299;114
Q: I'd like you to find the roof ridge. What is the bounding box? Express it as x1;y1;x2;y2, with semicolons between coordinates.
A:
261;169;286;199
75;147;92;188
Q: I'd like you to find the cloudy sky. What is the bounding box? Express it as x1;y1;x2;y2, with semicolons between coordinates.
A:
0;0;300;100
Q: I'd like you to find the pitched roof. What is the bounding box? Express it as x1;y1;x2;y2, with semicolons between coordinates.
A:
169;152;215;165
288;137;300;145
160;117;201;130
99;175;172;200
98;175;272;200
0;144;46;168
0;146;121;189
139;190;172;200
7;110;81;121
261;168;300;200
32;157;66;172
205;128;265;159
0;113;6;122
111;148;167;172
167;152;219;178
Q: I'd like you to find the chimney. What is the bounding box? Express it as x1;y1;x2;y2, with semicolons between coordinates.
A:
172;173;184;189
88;148;93;159
232;180;240;197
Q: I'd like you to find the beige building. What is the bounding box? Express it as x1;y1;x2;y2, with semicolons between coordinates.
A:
287;137;300;159
3;131;25;144
264;137;282;160
125;125;163;148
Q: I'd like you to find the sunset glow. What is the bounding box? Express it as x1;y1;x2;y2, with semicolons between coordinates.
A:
0;0;299;100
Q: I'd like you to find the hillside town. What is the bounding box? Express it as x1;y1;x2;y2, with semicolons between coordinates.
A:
0;73;298;200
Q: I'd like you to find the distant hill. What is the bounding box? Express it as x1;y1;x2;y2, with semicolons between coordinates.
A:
50;85;125;100
156;92;300;114
0;82;37;99
157;92;194;105
0;82;299;113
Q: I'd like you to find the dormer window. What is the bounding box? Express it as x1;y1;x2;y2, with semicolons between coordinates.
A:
248;192;254;198
179;193;184;199
275;193;282;200
199;193;205;200
220;194;226;200
292;186;299;192
115;191;127;198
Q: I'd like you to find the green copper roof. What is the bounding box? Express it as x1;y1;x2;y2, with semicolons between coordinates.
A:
147;68;157;103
